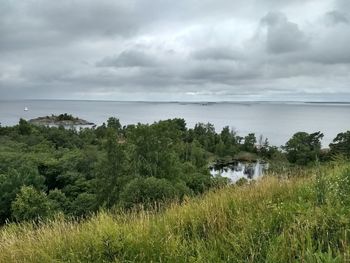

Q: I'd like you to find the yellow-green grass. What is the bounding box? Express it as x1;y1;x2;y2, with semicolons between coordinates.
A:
1;163;350;262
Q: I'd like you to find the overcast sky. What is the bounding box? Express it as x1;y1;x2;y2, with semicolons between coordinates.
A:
1;0;349;101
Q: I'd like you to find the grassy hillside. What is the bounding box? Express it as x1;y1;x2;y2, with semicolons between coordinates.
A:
1;162;350;262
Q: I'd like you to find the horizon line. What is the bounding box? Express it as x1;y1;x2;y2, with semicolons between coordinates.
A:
1;99;350;104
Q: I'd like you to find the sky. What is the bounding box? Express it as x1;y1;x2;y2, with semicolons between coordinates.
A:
0;0;350;101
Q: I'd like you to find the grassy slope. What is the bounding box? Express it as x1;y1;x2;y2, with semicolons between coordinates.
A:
1;163;350;263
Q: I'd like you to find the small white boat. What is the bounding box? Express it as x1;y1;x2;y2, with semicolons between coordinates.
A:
24;107;29;111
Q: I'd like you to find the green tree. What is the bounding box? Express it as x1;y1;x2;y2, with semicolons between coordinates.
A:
193;123;217;152
185;140;208;168
128;122;182;179
0;165;45;223
107;117;122;132
70;193;97;217
43;126;83;149
329;131;350;157
180;162;211;193
215;139;226;157
57;113;75;121
284;132;324;165
18;118;31;135
95;123;108;138
48;189;69;213
11;186;54;222
96;129;125;207
258;137;278;159
219;126;239;156
242;133;257;153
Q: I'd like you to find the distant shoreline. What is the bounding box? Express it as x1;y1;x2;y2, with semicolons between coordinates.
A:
1;99;350;105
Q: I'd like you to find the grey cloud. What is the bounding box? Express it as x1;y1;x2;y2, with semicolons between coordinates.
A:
191;47;244;61
30;1;143;38
1;0;350;101
324;11;349;25
0;0;319;53
0;0;151;52
96;50;158;68
336;0;350;12
183;61;262;84
261;12;308;54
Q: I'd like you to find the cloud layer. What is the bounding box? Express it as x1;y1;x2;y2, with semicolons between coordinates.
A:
0;0;349;101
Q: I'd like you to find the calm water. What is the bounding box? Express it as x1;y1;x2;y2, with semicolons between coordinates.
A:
1;100;350;147
210;161;268;184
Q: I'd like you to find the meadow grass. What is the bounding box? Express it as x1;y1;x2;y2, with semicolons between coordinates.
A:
1;162;350;262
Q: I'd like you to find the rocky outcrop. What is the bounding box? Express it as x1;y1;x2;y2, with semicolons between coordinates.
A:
29;114;95;126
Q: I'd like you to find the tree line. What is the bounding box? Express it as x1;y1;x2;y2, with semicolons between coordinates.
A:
0;117;349;223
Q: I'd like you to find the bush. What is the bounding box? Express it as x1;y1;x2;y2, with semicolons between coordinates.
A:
183;172;211;194
56;113;75;121
0;165;45;223
11;186;54;222
120;177;182;208
48;189;69;213
70;193;98;217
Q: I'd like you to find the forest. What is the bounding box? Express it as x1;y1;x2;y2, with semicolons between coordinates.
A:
0;116;349;224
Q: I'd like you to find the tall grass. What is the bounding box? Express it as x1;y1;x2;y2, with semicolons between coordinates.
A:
1;163;350;262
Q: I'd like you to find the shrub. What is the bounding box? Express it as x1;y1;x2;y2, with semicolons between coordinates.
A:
70;193;98;217
11;186;54;222
120;177;180;208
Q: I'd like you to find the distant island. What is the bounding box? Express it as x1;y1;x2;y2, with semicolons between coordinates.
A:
29;113;95;126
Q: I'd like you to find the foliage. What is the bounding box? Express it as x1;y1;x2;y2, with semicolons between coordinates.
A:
119;177;184;208
0;117;215;223
18;118;32;135
11;186;54;222
283;131;324;165
106;117;122;132
1;163;350;262
335;168;350;205
48;189;69;213
70;193;98;217
0;165;45;223
56;113;76;121
330;131;350;158
242;133;257;153
0;117;343;225
96;129;125;207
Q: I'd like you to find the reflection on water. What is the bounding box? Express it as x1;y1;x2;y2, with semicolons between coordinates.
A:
210;161;269;184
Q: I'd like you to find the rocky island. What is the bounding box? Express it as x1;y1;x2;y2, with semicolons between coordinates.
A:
29;113;95;126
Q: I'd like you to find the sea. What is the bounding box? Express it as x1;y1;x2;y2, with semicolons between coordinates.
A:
1;100;350;147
